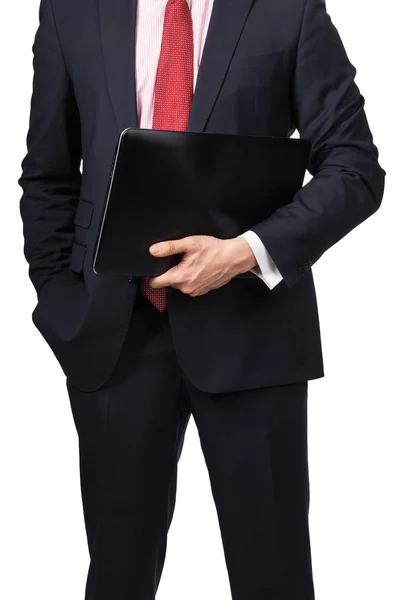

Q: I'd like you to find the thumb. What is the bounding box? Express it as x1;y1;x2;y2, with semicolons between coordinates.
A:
149;237;195;257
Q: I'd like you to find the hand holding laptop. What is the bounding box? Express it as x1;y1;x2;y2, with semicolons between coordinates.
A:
147;234;257;297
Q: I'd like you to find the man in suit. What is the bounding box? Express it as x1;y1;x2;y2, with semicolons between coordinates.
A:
19;0;385;598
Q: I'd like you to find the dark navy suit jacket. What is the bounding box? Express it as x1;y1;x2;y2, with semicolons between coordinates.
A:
19;0;385;392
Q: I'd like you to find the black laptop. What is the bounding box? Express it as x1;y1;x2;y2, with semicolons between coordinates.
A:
93;128;311;277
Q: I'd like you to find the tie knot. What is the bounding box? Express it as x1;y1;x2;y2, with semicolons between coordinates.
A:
167;0;188;8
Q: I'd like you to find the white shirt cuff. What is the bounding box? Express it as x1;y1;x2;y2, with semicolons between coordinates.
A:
238;230;283;290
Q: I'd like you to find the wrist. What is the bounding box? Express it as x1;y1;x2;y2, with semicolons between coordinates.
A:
230;236;258;274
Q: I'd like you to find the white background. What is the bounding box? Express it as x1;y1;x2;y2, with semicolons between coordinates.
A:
0;1;398;599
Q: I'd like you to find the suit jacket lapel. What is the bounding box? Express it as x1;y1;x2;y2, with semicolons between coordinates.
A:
98;0;138;132
187;0;255;132
98;0;254;133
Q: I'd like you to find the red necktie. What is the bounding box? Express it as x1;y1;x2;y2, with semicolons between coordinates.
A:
139;0;194;312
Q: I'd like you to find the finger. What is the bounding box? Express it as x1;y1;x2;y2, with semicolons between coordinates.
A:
149;237;197;257
148;266;182;289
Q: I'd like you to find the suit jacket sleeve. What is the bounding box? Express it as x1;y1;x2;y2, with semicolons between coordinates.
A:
249;0;385;289
19;0;82;297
